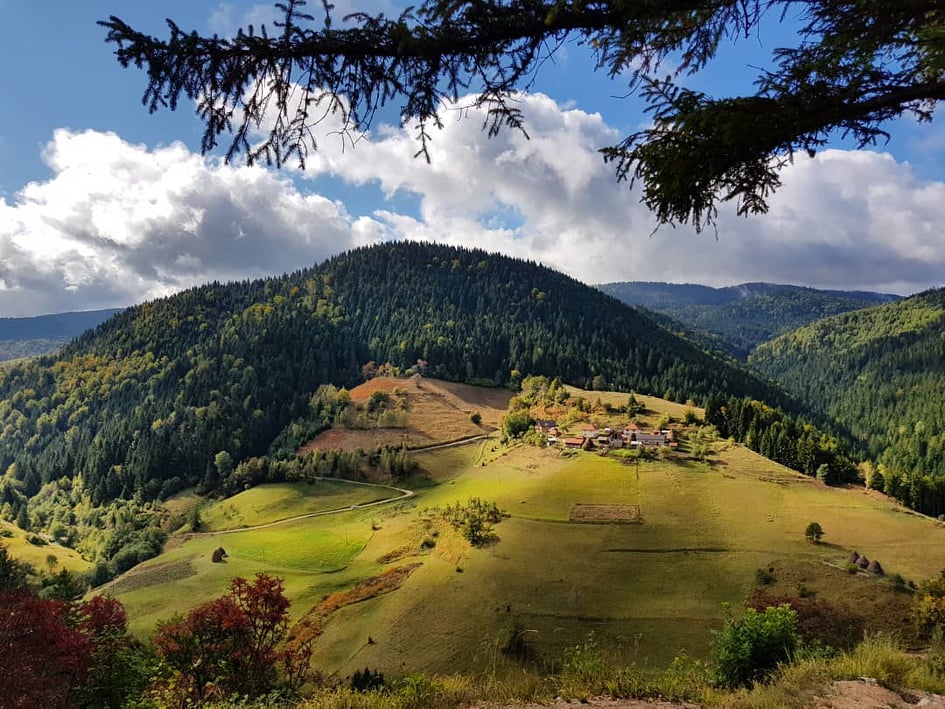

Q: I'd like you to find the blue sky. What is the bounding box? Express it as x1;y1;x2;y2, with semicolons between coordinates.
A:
1;1;944;316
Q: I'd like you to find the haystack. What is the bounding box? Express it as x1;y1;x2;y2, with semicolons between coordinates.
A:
867;559;884;576
848;550;860;565
856;555;870;569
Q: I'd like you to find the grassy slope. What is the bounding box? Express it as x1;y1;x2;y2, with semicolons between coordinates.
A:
300;378;511;454
318;441;945;676
198;480;394;531
1;520;93;575
108;390;945;678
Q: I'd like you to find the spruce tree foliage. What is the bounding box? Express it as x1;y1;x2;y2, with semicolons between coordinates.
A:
704;395;858;484
751;288;945;516
100;1;945;231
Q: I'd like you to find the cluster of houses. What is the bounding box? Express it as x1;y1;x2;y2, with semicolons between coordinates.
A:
534;420;678;451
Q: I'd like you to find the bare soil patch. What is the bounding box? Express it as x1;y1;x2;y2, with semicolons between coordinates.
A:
569;503;641;523
815;680;945;708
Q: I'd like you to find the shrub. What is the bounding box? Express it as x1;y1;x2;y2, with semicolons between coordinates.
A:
351;667;386;692
712;604;800;688
469;411;482;425
755;567;776;586
804;522;824;543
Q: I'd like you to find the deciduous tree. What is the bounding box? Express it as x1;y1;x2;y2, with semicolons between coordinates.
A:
152;573;311;702
100;1;945;232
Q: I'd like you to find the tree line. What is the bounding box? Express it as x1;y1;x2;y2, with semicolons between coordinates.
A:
705;396;859;485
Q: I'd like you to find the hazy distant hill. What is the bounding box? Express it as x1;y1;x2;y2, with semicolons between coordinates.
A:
750;288;945;516
0;308;122;360
598;281;900;358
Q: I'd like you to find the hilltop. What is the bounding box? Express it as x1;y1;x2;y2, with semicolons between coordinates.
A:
0;242;789;573
750;287;945;518
598;281;899;359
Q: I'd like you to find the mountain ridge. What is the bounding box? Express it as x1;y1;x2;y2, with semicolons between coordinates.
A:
598;280;901;358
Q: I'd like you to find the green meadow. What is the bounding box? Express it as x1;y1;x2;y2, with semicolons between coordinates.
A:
198;480;396;531
0;519;93;575
108;415;945;677
311;442;945;676
110;480;409;636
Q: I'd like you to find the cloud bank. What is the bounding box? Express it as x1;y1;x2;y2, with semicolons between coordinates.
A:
2;94;944;315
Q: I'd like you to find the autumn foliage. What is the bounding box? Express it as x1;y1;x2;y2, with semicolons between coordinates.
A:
152;573;311;703
0;591;91;708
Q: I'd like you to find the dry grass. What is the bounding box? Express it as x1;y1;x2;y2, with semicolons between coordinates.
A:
300;378;510;454
288;563;423;649
569;504;641;523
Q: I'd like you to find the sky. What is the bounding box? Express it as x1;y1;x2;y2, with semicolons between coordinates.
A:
1;1;944;316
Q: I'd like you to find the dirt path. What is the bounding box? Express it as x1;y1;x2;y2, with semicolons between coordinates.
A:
194;478;415;536
408;433;491;452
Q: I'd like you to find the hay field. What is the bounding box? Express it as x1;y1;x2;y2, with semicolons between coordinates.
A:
299;377;511;453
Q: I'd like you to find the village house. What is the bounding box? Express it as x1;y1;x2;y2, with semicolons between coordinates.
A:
535;419;558;436
632;432;668;447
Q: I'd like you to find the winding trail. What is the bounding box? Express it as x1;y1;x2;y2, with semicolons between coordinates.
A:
195;477;415;536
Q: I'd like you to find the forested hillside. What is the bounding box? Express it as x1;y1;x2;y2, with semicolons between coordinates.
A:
750;289;945;515
0;242;788;568
599;281;899;358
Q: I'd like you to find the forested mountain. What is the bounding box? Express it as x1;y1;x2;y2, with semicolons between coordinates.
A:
0;308;123;361
598;281;900;359
750;288;945;516
0;244;792;562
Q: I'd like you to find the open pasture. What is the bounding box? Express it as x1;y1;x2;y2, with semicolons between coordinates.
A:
0;519;92;575
198;480;395;531
110;390;945;679
310;438;945;676
111;506;388;637
299;377;511;454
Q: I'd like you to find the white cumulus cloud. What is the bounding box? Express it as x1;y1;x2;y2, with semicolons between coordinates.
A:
0;129;369;316
295;92;945;295
4;94;944;317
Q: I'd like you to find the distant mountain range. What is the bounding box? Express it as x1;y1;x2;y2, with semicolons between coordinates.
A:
598;281;900;359
0;308;123;361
